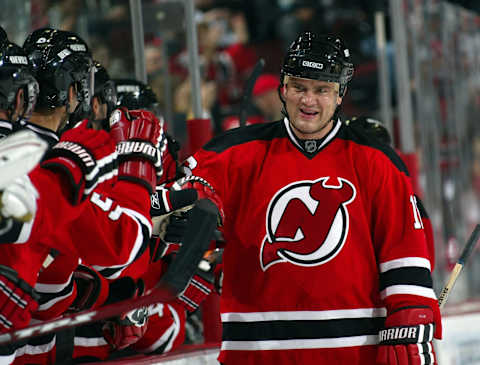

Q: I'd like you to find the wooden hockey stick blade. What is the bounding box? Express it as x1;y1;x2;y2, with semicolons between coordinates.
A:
438;224;480;308
239;58;265;127
0;130;48;189
0;198;218;344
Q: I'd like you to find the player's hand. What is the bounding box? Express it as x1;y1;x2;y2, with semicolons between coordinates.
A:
376;307;436;365
176;265;214;313
175;249;223;313
41;122;118;204
0;265;39;333
68;265;110;312
172;175;224;226
109;108;165;194
150;186;197;236
0;175;38;223
103;278;148;350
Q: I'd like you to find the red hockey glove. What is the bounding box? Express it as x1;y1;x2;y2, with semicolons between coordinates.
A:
102;278;149;350
109;108;164;194
41;123;117;204
68;265;110;312
174;253;217;313
377;306;436;365
172;175;224;226
103;306;149;350
0;265;39;333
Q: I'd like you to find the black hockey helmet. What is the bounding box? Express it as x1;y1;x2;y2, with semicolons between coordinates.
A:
0;26;8;46
0;41;39;121
23;28;93;119
93;61;117;116
281;31;354;96
113;78;161;116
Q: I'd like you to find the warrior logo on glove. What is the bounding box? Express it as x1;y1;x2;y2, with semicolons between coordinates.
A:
124;307;149;327
260;177;356;271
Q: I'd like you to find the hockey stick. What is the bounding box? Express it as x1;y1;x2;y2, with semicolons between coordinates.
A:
239;58;265;127
438;223;480;308
0;198;218;344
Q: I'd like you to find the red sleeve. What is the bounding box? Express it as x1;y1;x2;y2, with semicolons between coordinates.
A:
66;181;153;280
132;301;186;354
369;150;441;338
32;253;79;320
0;166;86;286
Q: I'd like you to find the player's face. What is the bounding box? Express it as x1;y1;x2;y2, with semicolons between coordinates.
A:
283;77;342;139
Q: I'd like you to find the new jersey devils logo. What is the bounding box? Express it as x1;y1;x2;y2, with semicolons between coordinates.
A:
260;177;356;271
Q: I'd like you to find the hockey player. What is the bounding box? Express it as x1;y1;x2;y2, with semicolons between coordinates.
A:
114;78;180;184
179;32;441;365
89;61;118;131
0;28;165;364
0;40;38;138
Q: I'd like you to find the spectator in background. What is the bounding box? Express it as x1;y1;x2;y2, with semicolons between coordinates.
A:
251;73;283;121
222;73;283;131
169;5;258;133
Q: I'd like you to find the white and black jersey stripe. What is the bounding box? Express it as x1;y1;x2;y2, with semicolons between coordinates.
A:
92;208;152;279
221;308;386;351
379;257;437;301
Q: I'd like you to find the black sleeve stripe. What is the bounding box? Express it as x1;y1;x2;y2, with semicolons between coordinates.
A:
203;120;286;153
416;195;429;219
379;267;433;291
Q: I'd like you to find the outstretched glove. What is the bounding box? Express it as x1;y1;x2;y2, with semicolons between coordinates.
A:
175;249;223;313
41;122;118;204
377;306;436;365
176;263;214;313
149;185;198;262
0;265;39;333
102;277;149;350
172;175;224;226
109;108;164;194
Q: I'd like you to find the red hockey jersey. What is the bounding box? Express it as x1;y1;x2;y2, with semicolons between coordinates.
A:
184;119;440;365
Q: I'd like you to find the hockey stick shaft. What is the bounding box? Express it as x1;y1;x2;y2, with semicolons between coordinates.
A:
0;198;218;344
438;224;480;308
239;58;265;127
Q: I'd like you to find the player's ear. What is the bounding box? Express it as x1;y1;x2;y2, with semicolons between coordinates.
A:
92;96;100;115
15;88;25;116
337;85;346;105
67;84;79;113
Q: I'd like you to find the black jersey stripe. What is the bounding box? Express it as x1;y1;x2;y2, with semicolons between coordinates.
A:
222;317;385;342
379;267;433;291
37;277;74;305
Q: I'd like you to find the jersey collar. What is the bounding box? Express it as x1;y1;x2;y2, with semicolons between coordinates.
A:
284;117;342;156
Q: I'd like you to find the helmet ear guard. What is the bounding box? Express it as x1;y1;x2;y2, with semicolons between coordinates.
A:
93;61;117;118
0;41;39;122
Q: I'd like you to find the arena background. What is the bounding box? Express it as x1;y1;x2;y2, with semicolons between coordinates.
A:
2;0;480;363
